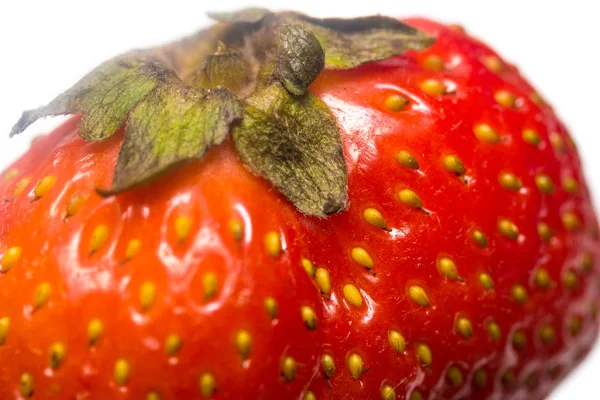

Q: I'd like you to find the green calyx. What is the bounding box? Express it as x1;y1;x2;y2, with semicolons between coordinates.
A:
10;8;434;217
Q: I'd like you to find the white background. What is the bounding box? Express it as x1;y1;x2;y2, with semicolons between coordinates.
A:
0;1;598;398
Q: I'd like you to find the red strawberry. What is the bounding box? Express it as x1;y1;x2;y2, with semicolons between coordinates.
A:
1;9;599;400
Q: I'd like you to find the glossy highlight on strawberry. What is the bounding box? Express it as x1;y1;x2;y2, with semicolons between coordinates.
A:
1;15;599;400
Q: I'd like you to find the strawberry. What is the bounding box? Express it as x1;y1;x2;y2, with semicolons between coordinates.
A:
1;8;599;400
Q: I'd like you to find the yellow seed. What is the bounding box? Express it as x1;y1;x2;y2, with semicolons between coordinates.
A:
388;330;406;353
203;272;218;300
65;194;85;217
34;282;52;309
281;356;297;381
384;94;409;112
175;216;192;243
363;208;387;229
483;55;504;73
351;247;373;269
20;372;34;397
89;225;109;253
487;321;501;341
550;133;566;153
498;172;522;191
396;150;419;170
530;92;545;105
423;54;445;71
420;79;446;95
347;353;364;379
569;316;583;336
88;318;104;345
228;219;244;241
125;239;142;261
525;372;540;387
522;129;542;146
455;317;473;339
264;231;282;258
199;372;216;397
33;175;56;198
416;343;432;366
562;211;581;231
165;334;182;356
446;365;464;387
473;368;487;388
443;155;466;176
2;168;18;183
538;222;553;242
303;391;316;400
1;246;22;272
512;330;526;350
301;258;315;277
264;297;278;319
235;330;252;358
498;219;519;240
437;257;458;280
410;391;424;400
502;370;516;387
13;177;31;197
582;253;593;273
494;90;517;108
511;284;528;304
343;284;363;307
321;354;335;378
146;392;161;400
567;138;577;151
472;230;488;248
448;23;466;33
540;324;555;344
114;359;131;385
479;273;494;290
49;342;67;369
398;189;423;209
139;282;157;312
534;268;551;289
0;317;10;345
301;306;318;330
381;384;397;400
408;285;430;307
535;174;555;194
315;268;331;295
562;177;579;194
563;270;578;290
474;123;500;144
502;369;515;387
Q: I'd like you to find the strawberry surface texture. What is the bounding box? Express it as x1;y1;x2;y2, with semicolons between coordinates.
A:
1;13;599;400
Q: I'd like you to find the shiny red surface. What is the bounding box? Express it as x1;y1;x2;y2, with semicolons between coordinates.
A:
1;19;599;400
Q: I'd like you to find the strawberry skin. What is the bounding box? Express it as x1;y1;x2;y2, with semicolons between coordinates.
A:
0;117;324;399
0;17;598;400
305;19;600;399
